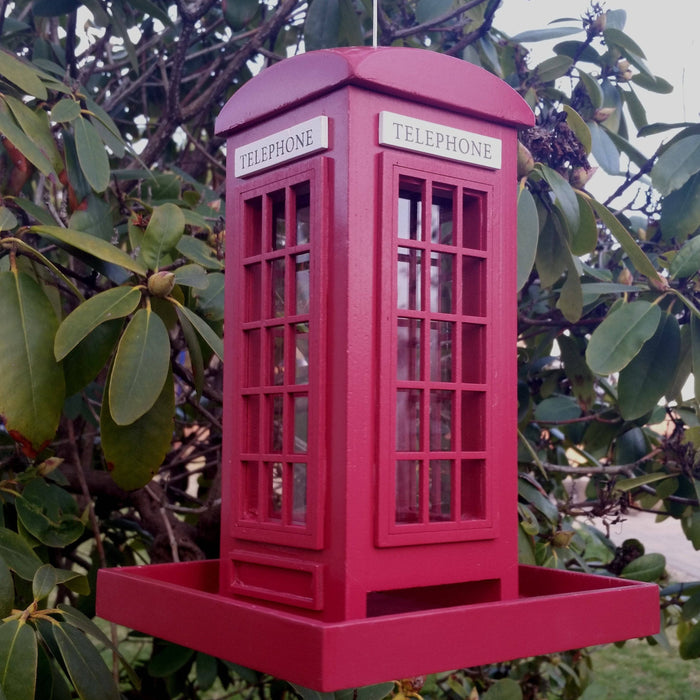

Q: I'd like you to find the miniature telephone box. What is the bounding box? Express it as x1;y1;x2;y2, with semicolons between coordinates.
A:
97;47;659;690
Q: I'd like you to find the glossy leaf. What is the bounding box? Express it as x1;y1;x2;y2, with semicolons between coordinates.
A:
661;171;700;243
533;56;572;83
173;263;209;289
0;48;47;99
31;225;147;276
559;334;596;411
691;315;700;403
556;263;583;323
512;26;580;43
0;558;13;619
109;308;170;425
620;552;665;581
289;683;335;700
32;564;58;601
571;194;597;255
534;396;581;423
304;0;340;50
588;121;619;174
102;369;174;490
223;0;258;29
585;301;661;375
0;271;65;454
0;100;54;176
563;105;591;155
670;232;700;279
653;134;700;196
680;622;700;660
32;0;81;15
84;96;126;159
148;643;194;678
74;115;110;193
535;211;567;288
55;286;141;360
516;186;538;291
482;678;523;700
54;623;120;700
193;271;225;321
0;528;42;581
0;619;37;700
15;479;84;548
539;164;579;237
174;303;224;360
631;72;673;93
577;71;603;109
618;312;680;420
141;203;186;271
52;98;82;123
0;207;17;231
176;235;223;270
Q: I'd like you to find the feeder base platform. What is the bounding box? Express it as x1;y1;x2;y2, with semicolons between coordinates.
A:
97;561;658;691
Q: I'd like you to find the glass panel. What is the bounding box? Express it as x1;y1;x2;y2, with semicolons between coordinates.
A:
397;317;421;381
461;391;485;451
295;253;310;315
430;321;453;382
462;193;484;250
398;184;422;240
242;395;260;452
397;247;422;310
294;184;311;245
395;460;421;523
271;191;286;250
269;326;284;385
431;189;454;245
430;390;453;450
461;459;485;519
242;462;259;520
293;394;308;453
462;323;484;383
292;463;307;524
462;257;485;317
270;394;283;452
294;323;309;384
245;196;262;256
430;252;453;313
244;263;261;321
244;329;260;387
429;460;452;521
396;389;421;451
268;462;283;520
270;257;285;318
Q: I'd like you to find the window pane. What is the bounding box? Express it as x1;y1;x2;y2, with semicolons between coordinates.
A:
295;184;311;245
294;323;309;384
396;460;421;523
396;389;421;451
397;317;421;381
430;321;453;382
430;252;453;313
244;329;261;387
242;395;260;452
242;462;259;520
462;257;485;316
292;463;307;524
461;391;485;451
270;258;285;318
397;247;422;310
398;185;422;240
245;196;262;256
244;263;261;321
270;394;283;452
293;394;308;453
268;462;283;520
463;193;484;250
431;189;454;245
271;191;286;250
461;459;485;519
430;390;453;451
462;323;485;383
429;460;452;521
269;326;284;385
295;253;310;315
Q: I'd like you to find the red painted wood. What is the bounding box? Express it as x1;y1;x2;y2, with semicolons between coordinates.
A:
97;47;659;689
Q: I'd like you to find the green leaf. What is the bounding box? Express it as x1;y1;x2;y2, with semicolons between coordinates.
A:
148;643;194;678
535;210;567;288
618;312;680;420
588;121;619;174
0;271;65;454
0;557;14;618
32;0;81;15
0;49;47;99
84;97;126;159
0;100;54;176
304;0;340;51
0;207;17;231
141;203;186;271
288;683;335;700
54;623;120;700
482;678;523;700
585;300;661;375
670;235;700;280
32;564;57;601
538;165;580;237
603;27;646;59
517;186;538;291
193;271;225;321
55;286;141;361
74;115;110;193
30;225;147;276
415;0;452;23
559;334;596;410
588;198;667;289
109;308;170;425
615;472;676;493
0;619;37;700
653;134;700;196
533;56;573;83
563;105;591;155
52;98;82;123
176;235;223;270
512;26;580;43
222;0;259;29
691;315;700;403
174;303;223;360
0;528;42;581
173;264;209;289
518;478;559;524
661;171;700;243
631;73;673;94
680;622;700;659
554;40;602;66
577;71;603;109
15;479;84;548
620;552;665;581
534;396;581;423
556;264;583;323
102;369;174;490
571;194;597;255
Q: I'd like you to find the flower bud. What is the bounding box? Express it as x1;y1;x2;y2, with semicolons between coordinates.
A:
618;267;634;286
148;270;176;297
517;141;535;179
593;107;616;123
570;166;597;189
551;530;575;548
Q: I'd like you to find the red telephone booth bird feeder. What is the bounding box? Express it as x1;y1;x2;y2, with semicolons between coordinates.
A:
97;47;659;690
